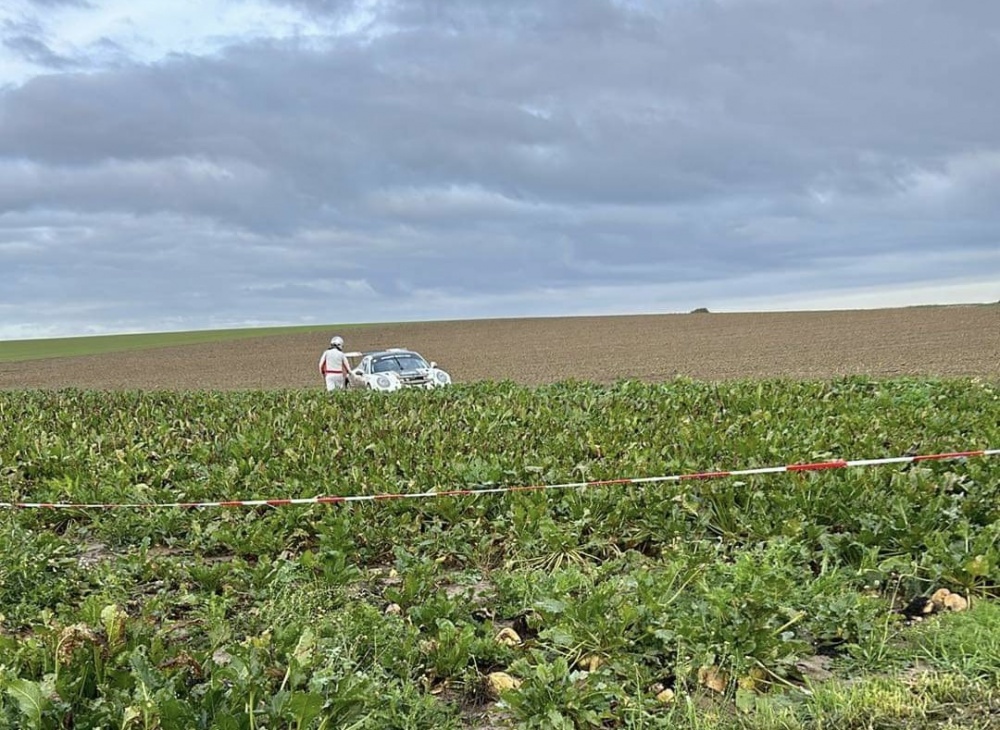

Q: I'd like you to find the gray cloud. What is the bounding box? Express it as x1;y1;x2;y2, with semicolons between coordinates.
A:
2;12;124;77
268;0;360;19
3;34;77;69
1;0;999;338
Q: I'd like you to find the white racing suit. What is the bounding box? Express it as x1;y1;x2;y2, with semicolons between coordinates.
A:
319;347;351;391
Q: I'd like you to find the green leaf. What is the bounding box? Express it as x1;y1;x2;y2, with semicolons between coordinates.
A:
735;687;757;713
287;692;325;727
535;598;568;615
965;555;990;577
7;678;46;727
545;628;575;648
212;714;241;730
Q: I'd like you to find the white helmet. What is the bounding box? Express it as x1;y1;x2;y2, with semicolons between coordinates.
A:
330;335;344;349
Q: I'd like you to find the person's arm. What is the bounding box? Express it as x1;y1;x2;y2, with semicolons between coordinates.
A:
319;352;327;374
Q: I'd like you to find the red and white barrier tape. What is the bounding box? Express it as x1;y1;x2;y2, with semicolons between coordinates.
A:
1;449;996;511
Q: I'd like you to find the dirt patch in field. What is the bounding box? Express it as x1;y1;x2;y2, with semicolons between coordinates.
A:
1;305;997;390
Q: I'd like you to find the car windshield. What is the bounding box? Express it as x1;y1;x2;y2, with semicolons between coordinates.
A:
371;353;428;373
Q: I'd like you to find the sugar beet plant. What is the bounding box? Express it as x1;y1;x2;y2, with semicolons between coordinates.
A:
0;377;998;728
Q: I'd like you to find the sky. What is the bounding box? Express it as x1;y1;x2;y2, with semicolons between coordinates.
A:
1;0;998;340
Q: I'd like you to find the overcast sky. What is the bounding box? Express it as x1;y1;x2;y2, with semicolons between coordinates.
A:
1;0;998;339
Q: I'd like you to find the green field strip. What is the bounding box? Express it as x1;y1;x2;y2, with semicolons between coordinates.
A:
0;323;359;363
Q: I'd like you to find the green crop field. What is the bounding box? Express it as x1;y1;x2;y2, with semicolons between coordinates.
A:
0;325;348;364
1;378;998;728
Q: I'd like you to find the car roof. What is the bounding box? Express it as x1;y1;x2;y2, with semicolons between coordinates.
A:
364;348;421;358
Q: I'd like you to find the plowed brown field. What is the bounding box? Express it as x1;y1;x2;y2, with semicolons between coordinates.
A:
2;305;997;390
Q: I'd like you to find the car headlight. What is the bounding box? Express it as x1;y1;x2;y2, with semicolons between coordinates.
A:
376;375;392;390
434;370;450;385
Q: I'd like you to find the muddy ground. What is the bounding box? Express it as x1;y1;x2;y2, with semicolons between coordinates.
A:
1;305;997;390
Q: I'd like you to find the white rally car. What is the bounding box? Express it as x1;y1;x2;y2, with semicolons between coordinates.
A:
346;348;452;392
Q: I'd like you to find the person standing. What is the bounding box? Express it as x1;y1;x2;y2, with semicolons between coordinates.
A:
318;335;354;391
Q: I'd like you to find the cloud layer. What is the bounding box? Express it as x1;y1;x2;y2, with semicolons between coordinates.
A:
1;0;998;338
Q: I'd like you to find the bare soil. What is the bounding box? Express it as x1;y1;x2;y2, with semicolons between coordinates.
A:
1;305;997;390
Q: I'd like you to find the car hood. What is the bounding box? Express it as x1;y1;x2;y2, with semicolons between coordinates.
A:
371;368;432;379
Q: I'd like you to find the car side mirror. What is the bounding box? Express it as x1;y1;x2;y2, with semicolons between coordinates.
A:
430;361;437;369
